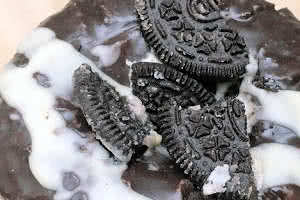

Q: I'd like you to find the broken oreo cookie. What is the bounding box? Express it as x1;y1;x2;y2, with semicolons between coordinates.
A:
73;64;150;162
131;62;216;128
157;98;256;199
135;0;248;81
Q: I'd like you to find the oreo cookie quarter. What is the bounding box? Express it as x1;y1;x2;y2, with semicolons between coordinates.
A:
157;98;256;199
73;64;150;162
135;0;249;81
131;62;216;128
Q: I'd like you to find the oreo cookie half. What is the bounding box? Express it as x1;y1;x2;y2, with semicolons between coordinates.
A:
135;0;248;81
73;64;150;162
157;98;256;199
131;62;216;127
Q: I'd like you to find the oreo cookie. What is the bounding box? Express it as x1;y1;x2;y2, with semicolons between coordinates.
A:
131;62;216;127
135;0;248;81
73;64;150;162
157;98;256;199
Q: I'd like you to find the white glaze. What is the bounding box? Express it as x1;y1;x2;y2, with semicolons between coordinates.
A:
242;81;300;137
0;27;151;200
239;51;300;191
238;53;260;133
251;143;300;190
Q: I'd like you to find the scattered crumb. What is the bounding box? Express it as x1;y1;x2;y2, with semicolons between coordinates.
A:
12;53;29;67
33;72;51;88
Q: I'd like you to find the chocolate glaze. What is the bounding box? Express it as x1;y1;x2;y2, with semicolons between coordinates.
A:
1;0;300;199
41;0;146;86
122;148;187;200
220;0;300;90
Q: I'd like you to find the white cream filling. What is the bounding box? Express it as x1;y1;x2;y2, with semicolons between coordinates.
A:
0;27;151;200
203;165;231;195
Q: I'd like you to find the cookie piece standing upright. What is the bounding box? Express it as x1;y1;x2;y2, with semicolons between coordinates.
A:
73;64;150;162
135;0;249;81
131;62;216;128
157;98;256;199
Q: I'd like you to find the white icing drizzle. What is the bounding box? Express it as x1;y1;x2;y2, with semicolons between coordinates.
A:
0;27;151;200
240;51;300;192
238;53;260;133
251;143;300;190
239;52;300;137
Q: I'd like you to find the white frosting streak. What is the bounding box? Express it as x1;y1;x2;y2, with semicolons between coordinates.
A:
239;53;300;137
245;84;300;137
251;143;300;190
0;27;151;200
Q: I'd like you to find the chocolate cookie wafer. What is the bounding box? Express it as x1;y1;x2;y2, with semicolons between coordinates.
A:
73;64;150;162
135;0;249;81
131;62;216;128
157;98;256;199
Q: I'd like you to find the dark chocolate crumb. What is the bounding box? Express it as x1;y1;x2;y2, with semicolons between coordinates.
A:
33;72;51;88
72;64;151;162
12;53;29;67
63;172;80;191
135;0;249;81
253;76;282;92
70;191;88;200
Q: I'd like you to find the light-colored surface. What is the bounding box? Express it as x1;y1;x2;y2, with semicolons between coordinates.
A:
0;0;299;67
0;27;151;200
0;0;69;67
